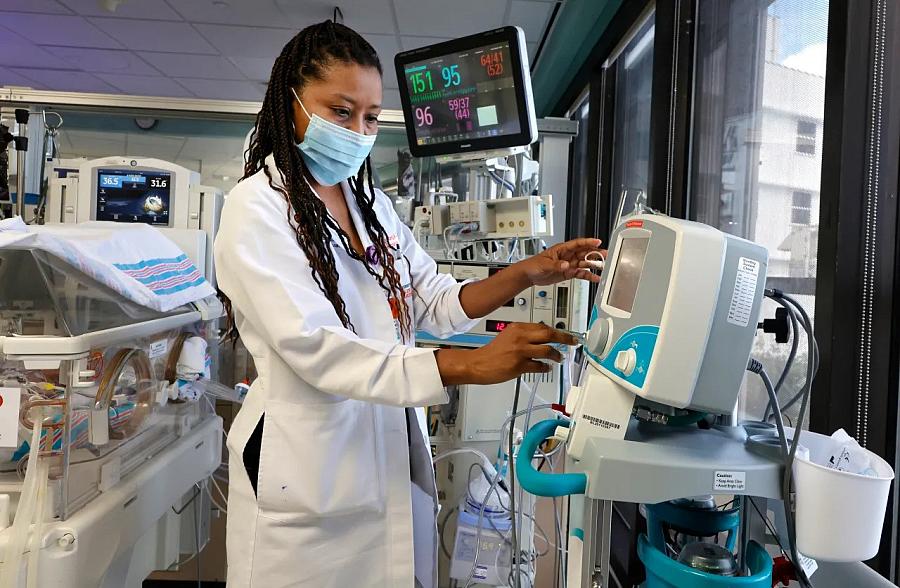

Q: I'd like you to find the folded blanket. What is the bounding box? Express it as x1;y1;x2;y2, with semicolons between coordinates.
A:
0;217;214;312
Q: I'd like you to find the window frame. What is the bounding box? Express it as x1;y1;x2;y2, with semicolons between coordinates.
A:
551;0;900;580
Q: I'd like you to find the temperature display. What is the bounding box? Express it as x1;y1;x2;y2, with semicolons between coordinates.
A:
95;169;171;226
400;39;520;147
486;319;512;333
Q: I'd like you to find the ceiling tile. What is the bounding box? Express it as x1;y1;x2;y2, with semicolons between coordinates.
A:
364;33;401;75
43;46;160;75
0;66;47;89
169;0;314;29
140;52;245;80
89;18;217;53
342;0;397;35
12;68;120;93
193;23;295;58
176;78;264;101
227;56;272;81
0;0;72;14
57;0;183;20
0;30;77;69
400;36;452;51
509;1;554;45
0;12;122;48
270;0;397;35
95;72;194;97
394;0;507;38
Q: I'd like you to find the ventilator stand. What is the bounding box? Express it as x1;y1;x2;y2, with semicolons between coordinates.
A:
567;422;785;587
567;423;900;588
13;108;29;219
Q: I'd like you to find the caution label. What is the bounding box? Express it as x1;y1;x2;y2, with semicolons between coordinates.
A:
713;470;747;492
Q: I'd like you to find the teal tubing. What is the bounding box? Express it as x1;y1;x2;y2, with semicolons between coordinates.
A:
515;419;587;497
638;537;772;587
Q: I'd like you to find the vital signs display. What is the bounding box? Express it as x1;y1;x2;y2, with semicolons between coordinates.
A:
395;27;537;158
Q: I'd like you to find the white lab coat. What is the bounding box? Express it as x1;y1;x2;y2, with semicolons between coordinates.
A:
214;155;477;588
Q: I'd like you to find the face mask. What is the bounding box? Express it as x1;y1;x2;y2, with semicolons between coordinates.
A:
292;87;377;186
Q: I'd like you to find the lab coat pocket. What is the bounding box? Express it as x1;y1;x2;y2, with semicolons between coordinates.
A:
257;399;386;521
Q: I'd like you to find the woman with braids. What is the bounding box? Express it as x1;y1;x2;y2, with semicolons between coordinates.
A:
214;20;602;588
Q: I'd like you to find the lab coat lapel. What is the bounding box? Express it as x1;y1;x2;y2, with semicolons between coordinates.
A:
337;181;399;343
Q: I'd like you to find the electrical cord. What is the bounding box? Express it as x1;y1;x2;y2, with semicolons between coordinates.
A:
754;290;817;587
509;376;522;588
439;505;459;560
764;300;799;421
777;293;816;588
748;360;789;457
195;481;202;588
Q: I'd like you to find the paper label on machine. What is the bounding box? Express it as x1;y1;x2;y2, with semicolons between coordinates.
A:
149;339;168;359
726;257;760;328
713;471;746;492
0;387;22;448
797;552;818;577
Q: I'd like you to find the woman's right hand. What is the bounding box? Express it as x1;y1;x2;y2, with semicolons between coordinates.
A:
436;323;577;386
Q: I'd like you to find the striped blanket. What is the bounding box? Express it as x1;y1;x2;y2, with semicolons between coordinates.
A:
0;217;214;311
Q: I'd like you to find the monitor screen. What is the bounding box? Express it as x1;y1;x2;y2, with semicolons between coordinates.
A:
96;169;171;226
395;27;536;158
606;237;650;313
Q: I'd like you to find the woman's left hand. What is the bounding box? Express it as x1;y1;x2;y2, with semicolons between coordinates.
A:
516;238;605;286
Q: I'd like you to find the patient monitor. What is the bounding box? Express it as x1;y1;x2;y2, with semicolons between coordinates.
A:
46;157;223;285
564;211;769;459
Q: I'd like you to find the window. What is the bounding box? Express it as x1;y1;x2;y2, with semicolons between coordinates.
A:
609;12;655;218
791;190;812;225
566;88;591;239
796;119;817;154
689;0;828;425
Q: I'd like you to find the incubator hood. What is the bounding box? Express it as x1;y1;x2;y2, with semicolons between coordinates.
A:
0;245;213;358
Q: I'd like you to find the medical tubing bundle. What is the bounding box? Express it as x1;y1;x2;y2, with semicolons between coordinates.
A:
438;401;557;587
508;377;522;588
748;289;818;587
0;407;46;588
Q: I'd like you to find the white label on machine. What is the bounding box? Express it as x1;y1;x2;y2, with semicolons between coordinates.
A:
473;565;488;581
713;471;746;492
797;552;818;577
149;339;169;359
726;257;760;327
0;388;21;448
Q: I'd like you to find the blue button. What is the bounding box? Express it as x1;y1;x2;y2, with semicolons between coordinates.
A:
538;290;547;298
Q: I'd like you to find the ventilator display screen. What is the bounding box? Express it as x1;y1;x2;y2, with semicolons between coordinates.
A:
96;169;171;226
396;27;535;157
607;237;650;313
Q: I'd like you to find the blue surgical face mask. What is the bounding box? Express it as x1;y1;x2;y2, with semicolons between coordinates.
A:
292;87;377;186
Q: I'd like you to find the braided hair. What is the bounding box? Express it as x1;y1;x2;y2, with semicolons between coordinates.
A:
231;20;413;340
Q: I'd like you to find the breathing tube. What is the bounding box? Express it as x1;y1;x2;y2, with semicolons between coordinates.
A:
0;406;49;588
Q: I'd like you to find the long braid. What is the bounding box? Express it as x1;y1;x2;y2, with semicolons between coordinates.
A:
225;20;414;340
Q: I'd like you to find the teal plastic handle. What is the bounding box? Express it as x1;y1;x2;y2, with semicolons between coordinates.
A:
515;419;587;497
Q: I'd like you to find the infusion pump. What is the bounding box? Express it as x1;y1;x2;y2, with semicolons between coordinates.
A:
46;156;224;285
416;260;590;347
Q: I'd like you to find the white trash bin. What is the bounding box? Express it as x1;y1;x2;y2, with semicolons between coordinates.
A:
791;428;894;562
